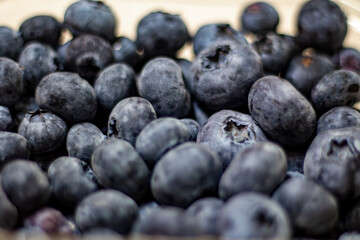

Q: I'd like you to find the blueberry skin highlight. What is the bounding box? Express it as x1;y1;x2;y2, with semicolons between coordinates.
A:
136;11;189;59
304;127;360;200
217;193;292;239
19;15;62;48
0;58;24;106
248;76;316;147
135;117;189;169
0;185;18;229
1;160;50;214
19;42;58;93
151;142;222;208
18;110;67;154
190;40;263;111
94;63;135;112
0;105;13;131
64;0;116;42
193;23;247;56
317;107;360;135
35;72;98;123
219;141;287;200
273;178;339;236
91;139;149;201
48;157;98;209
66;122;105;164
180;118;200;141
108;97;157;146
0;132;29;166
75;190;138;234
197;110;267;169
185;197;224;236
0;26;23;60
137;57;191;118
311;70;360;115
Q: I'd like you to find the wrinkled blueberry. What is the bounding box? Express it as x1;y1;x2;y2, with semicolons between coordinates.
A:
333;48;360;74
197;110;267;169
113;37;144;70
48;157;98;209
0;185;18;229
0;58;24;106
64;0;116;42
35;72;98;123
249;76;316;147
311;70;360;115
135;117;189;169
137;57;191;118
18;110;67;154
75;190;138;234
193;23;247;55
65;34;114;81
273;177;338;236
1;160;49;213
0;26;23;60
218;193;291;239
0;132;29;166
107;97;157;146
304;127;360;200
297;0;347;53
94;63;135;112
241;2;279;34
219;142;287;200
132;206;201;236
180;118;200;141
185;197;224;236
136;11;189;59
18;42;58;92
66;122;105;164
91;139;149;201
190;40;263;111
19;15;62;48
0;105;13;131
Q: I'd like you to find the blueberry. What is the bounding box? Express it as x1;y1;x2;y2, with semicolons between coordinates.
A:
113;37;144;70
14;95;39;127
75;190;138;234
284;53;334;97
304;127;360;200
0;58;24;106
273;178;339;236
151;142;222;208
18;109;67;154
136;11;189;59
132;206;201;236
107;97;157;145
91;139;149;201
317;107;360;135
278;34;303;58
311;70;360;115
241;2;279;34
1;159;49;213
185;197;224;235
0;132;29;166
0;105;13;131
66;122;106;164
138;201;159;220
190;40;263;111
64;34;114;81
19;15;62;48
135;117;189;169
333;48;360;74
64;0;116;42
0;185;18;229
217;193;292;239
248;76;316;147
35;72;98;123
48;157;98;209
137;57;191;118
94;63;135;112
193;23;247;56
18;42;58;93
0;26;23;60
56;40;71;71
297;0;347;53
197;110;267;169
180;118;200;141
24;207;75;234
219;142;287;200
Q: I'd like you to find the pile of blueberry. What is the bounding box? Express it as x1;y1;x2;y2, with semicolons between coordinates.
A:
1;0;360;239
